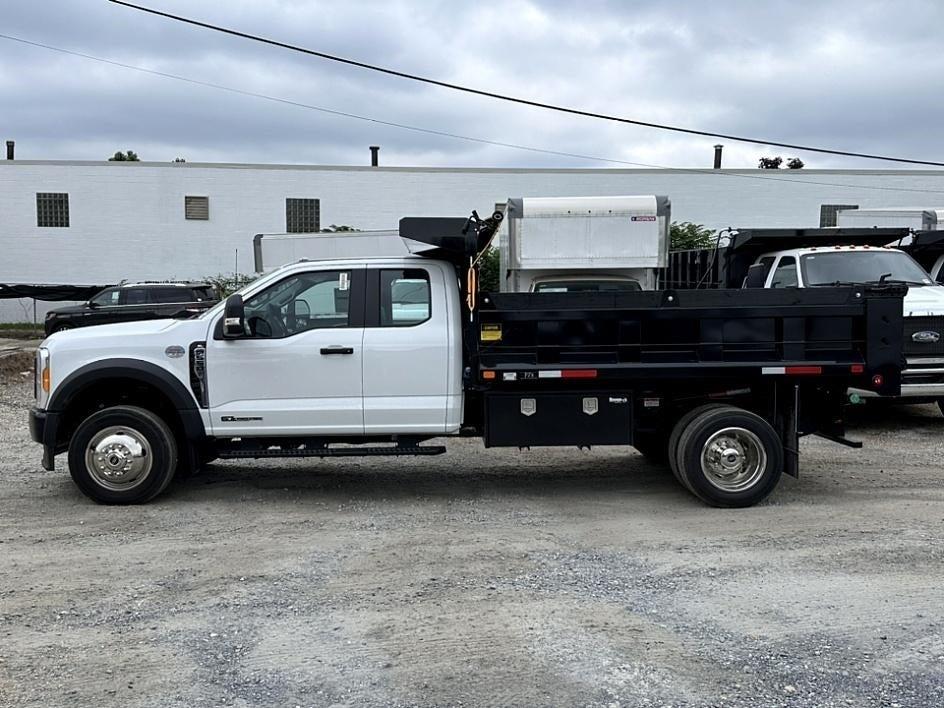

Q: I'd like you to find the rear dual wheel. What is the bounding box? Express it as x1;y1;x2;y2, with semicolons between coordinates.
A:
669;405;783;508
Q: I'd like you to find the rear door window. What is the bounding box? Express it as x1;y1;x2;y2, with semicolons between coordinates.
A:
380;269;431;326
124;288;148;305
148;287;193;304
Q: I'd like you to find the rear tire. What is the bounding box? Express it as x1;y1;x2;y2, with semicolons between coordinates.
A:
675;405;783;508
668;404;728;489
68;405;177;504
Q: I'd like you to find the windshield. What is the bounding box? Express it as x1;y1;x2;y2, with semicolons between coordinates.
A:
533;279;642;293
800;251;932;286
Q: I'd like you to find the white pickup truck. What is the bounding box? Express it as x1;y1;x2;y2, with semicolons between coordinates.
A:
745;243;944;411
29;212;906;508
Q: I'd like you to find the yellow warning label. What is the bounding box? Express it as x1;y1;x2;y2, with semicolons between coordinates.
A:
480;323;502;342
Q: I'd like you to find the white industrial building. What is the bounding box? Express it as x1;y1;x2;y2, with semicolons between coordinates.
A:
2;158;944;321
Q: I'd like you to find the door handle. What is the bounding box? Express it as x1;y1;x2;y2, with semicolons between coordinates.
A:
320;346;354;355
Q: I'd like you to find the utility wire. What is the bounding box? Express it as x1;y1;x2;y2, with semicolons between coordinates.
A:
108;0;944;168
5;31;944;197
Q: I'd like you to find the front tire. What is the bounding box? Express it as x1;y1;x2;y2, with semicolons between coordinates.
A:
674;406;783;508
52;323;75;334
68;406;177;504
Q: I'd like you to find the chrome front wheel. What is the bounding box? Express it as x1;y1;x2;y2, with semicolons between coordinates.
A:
68;406;177;505
85;426;153;491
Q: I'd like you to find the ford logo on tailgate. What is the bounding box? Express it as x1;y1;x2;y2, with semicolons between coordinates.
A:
912;330;942;343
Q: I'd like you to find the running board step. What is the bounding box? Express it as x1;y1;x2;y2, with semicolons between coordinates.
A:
218;445;447;459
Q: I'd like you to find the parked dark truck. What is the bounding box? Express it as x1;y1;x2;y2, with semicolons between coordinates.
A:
29;213;904;508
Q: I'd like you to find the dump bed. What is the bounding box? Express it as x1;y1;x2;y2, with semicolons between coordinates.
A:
473;286;904;397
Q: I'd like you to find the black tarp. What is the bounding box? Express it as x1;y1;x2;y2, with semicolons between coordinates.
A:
0;283;113;301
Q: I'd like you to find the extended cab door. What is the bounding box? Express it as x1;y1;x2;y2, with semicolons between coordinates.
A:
361;262;460;434
205;267;366;436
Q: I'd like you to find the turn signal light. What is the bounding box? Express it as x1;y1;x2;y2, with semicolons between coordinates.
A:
872;373;884;388
482;370;496;380
850;364;864;374
41;365;51;392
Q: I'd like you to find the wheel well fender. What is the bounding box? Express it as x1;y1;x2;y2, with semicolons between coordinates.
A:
49;359;205;446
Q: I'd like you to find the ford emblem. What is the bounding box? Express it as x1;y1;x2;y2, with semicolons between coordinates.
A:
911;330;941;343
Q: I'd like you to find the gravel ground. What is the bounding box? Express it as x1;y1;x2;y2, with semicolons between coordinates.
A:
1;377;943;707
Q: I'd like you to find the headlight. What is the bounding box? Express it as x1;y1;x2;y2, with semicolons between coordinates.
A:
35;348;51;407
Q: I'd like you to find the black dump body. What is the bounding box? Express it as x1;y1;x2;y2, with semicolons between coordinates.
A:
468;285;904;460
474;287;902;394
901;230;944;274
667;228;911;289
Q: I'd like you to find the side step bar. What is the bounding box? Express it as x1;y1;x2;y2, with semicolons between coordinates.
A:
218;444;447;459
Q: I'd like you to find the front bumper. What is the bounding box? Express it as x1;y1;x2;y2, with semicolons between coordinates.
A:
29;408;59;471
851;383;944;400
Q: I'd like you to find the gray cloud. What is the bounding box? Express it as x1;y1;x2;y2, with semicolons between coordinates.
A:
2;0;942;168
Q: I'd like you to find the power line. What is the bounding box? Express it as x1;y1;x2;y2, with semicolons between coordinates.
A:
5;31;944;198
108;0;944;168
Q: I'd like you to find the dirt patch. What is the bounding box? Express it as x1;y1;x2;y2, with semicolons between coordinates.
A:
0;350;34;381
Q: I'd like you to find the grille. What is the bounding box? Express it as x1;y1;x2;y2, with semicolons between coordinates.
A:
903;316;944;356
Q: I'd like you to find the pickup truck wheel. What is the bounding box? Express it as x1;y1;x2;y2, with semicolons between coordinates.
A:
675;406;783;508
667;404;727;490
68;406;177;504
52;323;75;334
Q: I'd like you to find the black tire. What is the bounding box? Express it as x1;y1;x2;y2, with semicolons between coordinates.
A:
667;404;728;489
52;323;75;334
68;405;177;504
675;406;783;508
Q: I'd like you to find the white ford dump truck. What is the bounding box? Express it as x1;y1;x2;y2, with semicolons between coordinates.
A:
498;195;670;293
30;212;905;508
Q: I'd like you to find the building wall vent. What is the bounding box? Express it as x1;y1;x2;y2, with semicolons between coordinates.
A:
36;192;70;227
185;195;210;220
286;198;321;233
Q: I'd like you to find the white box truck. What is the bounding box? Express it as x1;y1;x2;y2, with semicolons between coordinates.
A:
837;207;944;231
498;195;670;293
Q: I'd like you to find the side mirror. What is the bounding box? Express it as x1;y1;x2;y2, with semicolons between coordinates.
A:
86;301;99;309
743;263;768;289
222;294;246;338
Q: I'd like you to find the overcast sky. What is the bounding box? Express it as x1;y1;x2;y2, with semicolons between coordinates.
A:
2;0;942;169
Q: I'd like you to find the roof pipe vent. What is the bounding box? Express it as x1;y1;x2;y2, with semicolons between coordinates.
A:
5;141;13;160
713;144;723;169
369;145;380;167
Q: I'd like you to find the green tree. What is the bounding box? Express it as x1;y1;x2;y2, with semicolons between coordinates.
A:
758;156;783;169
108;150;139;161
670;221;716;251
203;272;258;298
319;224;359;232
786;157;804;169
477;247;501;293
